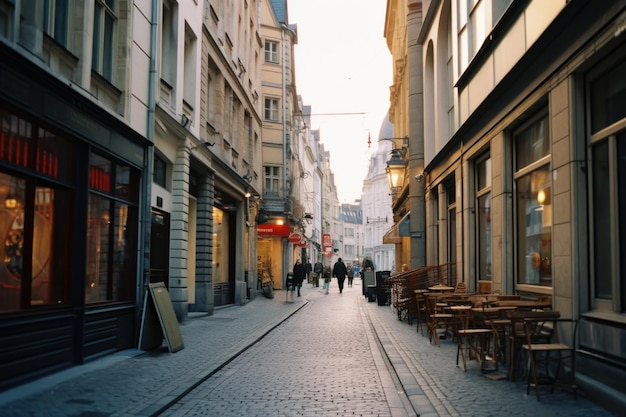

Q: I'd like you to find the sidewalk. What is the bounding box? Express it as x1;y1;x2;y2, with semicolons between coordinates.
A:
0;284;323;417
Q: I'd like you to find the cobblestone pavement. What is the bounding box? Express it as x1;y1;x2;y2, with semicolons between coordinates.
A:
0;279;618;417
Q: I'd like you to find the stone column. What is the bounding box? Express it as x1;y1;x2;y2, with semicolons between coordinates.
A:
408;1;426;268
169;144;191;320
190;174;215;313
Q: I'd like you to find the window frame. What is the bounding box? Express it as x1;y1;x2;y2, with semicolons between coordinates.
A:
512;112;552;294
263;165;280;198
587;56;626;313
264;40;279;63
92;0;116;82
264;97;279;122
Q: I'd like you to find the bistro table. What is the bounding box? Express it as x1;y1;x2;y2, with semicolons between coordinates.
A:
491;300;552;310
428;284;455;293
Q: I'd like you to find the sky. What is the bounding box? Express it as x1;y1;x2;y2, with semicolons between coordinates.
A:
287;0;392;203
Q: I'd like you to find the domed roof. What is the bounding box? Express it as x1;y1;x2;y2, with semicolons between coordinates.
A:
365;112;394;178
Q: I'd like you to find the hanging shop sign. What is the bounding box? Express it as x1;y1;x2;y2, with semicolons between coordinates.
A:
288;232;302;243
296;240;308;248
322;233;331;251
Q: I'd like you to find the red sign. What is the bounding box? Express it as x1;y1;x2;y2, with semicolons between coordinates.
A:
257;223;291;236
288;233;302;243
322;233;331;250
296;240;308;248
325;251;333;258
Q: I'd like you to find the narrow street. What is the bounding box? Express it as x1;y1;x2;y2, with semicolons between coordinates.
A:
0;279;617;417
160;282;413;417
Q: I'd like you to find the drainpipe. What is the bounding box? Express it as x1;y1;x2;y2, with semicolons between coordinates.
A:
281;25;287;209
138;0;158;323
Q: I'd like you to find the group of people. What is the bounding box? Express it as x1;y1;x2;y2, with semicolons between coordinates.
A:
291;256;375;295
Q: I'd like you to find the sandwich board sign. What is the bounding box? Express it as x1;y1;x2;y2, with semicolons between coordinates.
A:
139;282;184;353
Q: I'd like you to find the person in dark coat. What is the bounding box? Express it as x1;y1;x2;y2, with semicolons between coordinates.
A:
293;259;306;297
332;257;348;294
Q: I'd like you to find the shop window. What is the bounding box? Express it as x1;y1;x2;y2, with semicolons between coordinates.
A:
86;152;138;303
588;58;626;312
0;110;73;312
476;155;491;281
514;114;551;288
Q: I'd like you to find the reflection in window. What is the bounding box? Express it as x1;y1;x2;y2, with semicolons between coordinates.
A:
476;156;491;281
0;173;70;310
514;115;551;288
86;152;137;303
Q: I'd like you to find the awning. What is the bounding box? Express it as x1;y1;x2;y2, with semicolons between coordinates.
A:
382;212;410;244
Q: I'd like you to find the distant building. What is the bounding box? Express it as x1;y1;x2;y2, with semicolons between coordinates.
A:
362;114;396;272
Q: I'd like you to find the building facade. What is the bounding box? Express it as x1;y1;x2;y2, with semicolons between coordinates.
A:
152;0;263;320
386;0;626;411
0;0;153;388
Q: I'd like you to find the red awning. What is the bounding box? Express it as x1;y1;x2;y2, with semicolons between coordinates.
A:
257;223;291;236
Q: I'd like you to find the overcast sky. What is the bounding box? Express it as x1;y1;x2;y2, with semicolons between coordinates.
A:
288;0;392;203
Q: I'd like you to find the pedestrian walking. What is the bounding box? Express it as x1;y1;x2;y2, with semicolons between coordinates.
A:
305;260;312;285
332;257;348;294
347;263;354;287
293;259;305;297
323;264;331;294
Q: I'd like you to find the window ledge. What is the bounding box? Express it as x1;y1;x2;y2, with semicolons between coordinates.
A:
581;311;626;326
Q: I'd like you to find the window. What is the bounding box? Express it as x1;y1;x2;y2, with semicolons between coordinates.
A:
92;0;116;81
0;110;74;311
86;152;138;303
514;114;551;288
264;98;279;121
153;154;167;188
264;40;278;63
588;58;626;312
457;0;513;73
264;166;280;197
44;0;69;46
476;155;491;281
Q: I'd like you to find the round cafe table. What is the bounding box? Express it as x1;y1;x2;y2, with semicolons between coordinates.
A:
428;285;454;293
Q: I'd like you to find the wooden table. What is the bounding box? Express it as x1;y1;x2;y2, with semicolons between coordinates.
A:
429;285;454;293
491;300;552;310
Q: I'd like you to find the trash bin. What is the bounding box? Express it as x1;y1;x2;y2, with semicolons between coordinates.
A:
376;287;388;306
367;285;377;302
363;270;375;297
285;273;295;303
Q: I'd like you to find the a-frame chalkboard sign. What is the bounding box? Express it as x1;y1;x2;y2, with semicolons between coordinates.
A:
139;282;184;353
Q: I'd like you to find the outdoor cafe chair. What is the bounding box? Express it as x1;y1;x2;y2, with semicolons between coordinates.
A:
454;306;495;372
522;316;578;401
424;293;453;346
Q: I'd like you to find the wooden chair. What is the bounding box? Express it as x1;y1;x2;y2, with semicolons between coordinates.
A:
424;293;453;346
454;307;495;372
454;281;467;294
414;290;428;335
507;310;560;381
522;317;578;401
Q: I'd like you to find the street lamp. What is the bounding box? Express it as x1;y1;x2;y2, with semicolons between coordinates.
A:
386;148;407;191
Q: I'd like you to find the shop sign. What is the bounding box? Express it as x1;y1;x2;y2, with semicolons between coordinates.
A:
288;232;302;243
296;240;307;248
257;223;291;236
322;233;331;250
